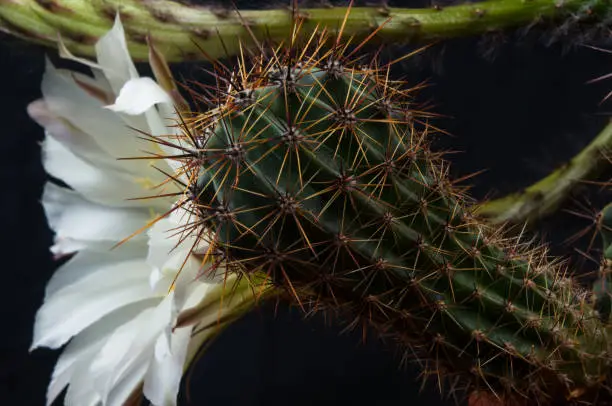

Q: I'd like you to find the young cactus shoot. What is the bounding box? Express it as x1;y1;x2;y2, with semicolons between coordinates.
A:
148;10;612;406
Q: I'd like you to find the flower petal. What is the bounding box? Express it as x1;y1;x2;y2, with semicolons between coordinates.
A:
64;359;103;406
27;99;116;171
40;59;168;181
146;205;222;299
30;14;219;406
46;299;157;405
42;182;151;254
43;241;147;298
94;14;139;95
106;76;186;180
42;134;172;211
105;77;172;116
146;213;197;295
32;255;154;349
90;294;174;403
143;326;192;406
93;13;176;153
105;362;148;406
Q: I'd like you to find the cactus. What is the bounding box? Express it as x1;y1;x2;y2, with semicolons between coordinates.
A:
153;22;612;405
592;203;612;323
1;0;612;62
476;120;612;228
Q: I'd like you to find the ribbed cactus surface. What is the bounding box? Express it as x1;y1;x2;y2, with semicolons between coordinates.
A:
172;31;612;404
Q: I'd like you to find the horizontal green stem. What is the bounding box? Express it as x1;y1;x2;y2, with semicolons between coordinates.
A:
476;119;612;226
0;0;609;62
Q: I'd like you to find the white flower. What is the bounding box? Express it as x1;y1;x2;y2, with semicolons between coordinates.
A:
28;16;230;406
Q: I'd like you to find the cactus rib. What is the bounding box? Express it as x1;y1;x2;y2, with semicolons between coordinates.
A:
0;0;611;62
153;22;612;405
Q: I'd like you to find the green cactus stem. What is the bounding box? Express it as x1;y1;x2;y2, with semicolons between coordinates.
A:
592;203;612;322
158;24;612;405
0;0;610;62
476;118;612;227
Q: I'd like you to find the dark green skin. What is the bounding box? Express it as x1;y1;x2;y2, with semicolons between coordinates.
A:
194;64;610;404
594;204;612;323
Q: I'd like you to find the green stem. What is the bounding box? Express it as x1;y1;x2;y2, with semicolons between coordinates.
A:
476;119;612;226
0;0;609;62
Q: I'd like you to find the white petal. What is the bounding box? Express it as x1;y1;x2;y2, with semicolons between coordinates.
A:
50;238;87;257
146;206;221;302
105;362;149;406
42;182;151;254
172;261;218;313
94;14;170;157
46;299;157;405
145;101;186;180
148;205;212;262
64;358;103;406
179;281;216;314
41;59;167;181
88;312;149;401
42;134;172;211
27;99;116;171
106;76;183;180
146;214;196;294
106;77;172;116
94;14;179;148
44;243;147;298
32;257;154;349
94;14;176;145
91;294;174;403
143;326;192;406
95;14;139;95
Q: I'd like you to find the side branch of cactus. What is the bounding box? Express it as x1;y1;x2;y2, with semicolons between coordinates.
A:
475;118;612;227
0;0;610;62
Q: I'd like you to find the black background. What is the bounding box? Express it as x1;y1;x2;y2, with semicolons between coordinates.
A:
1;1;612;405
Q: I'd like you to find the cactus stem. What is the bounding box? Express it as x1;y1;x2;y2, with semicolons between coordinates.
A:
476;118;612;227
0;0;610;62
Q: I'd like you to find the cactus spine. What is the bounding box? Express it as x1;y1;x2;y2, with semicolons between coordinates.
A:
163;23;612;405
